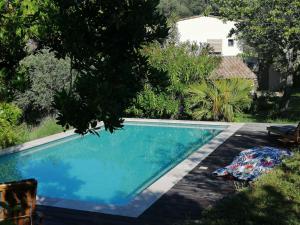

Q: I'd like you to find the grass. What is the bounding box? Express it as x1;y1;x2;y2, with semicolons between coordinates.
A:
191;150;300;225
234;113;298;124
235;89;300;124
21;117;65;143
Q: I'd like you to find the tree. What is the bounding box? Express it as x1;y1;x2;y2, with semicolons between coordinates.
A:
49;0;169;134
157;0;217;18
158;0;191;18
186;79;253;121
214;0;300;109
0;0;54;100
14;49;72;120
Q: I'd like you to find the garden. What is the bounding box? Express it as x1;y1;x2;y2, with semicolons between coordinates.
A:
0;0;300;225
1;40;299;149
1;0;299;149
0;41;255;149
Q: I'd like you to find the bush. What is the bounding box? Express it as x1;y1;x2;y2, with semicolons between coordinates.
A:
143;42;220;94
186;79;254;121
22;117;65;142
0;103;22;148
0;71;8;101
195;152;300;225
127;84;179;118
128;42;220;119
14;49;73;122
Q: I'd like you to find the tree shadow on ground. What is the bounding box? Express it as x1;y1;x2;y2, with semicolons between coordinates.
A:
197;184;300;225
245;89;300;123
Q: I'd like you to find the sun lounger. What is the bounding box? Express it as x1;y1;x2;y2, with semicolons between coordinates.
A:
267;122;300;144
0;179;43;225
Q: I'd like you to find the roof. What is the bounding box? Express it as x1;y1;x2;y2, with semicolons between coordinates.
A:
178;15;223;22
177;15;242;26
211;56;257;80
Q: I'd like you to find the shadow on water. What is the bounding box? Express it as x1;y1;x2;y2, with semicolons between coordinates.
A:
0;156;85;201
24;159;85;199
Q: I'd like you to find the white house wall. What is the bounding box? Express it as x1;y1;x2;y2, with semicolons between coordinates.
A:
176;16;242;56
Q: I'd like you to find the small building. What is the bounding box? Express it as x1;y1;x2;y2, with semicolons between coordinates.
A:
212;56;257;85
176;16;242;56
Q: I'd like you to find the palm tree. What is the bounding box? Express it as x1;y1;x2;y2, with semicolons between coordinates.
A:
186;79;253;121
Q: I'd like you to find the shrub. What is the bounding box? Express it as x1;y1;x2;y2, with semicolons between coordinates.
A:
14;49;73;121
22;117;65;142
0;103;22;148
186;79;253;121
143;42;220;95
0;71;7;101
128;42;220;119
127;84;179;118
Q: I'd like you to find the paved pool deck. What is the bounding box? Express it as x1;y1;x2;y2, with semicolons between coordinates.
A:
38;123;285;225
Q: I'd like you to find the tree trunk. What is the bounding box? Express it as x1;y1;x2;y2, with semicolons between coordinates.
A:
257;61;270;91
280;80;293;112
280;48;295;112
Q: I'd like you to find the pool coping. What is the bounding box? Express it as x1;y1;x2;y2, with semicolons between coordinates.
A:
0;118;244;217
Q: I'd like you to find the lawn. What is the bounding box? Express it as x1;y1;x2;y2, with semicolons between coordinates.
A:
21;117;66;143
192;150;300;225
236;89;300;124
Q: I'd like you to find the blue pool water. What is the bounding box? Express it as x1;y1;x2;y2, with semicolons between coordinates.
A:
0;122;224;205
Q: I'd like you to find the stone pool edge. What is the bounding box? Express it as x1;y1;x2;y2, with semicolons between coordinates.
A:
0;119;244;218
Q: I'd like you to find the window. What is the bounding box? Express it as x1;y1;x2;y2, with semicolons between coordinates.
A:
207;39;222;54
228;39;234;47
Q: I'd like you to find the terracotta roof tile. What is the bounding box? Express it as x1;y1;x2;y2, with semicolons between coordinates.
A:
211;56;257;80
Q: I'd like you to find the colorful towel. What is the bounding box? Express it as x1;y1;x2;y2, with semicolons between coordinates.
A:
213;147;292;181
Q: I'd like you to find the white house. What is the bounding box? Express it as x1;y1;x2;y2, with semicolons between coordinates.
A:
177;16;285;91
176;16;242;56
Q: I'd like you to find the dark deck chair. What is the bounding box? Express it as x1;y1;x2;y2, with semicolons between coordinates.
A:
267;122;300;144
0;179;43;225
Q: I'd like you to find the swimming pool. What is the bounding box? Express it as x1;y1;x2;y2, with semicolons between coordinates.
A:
0;119;239;217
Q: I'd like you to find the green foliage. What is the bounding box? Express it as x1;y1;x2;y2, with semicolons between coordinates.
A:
127;84;179;118
186;79;253;121
144;42;219;95
14;49;72;120
0;103;22;124
158;0;191;18
0;116;67;146
158;0;218;18
1;0;168;134
128;42;220;119
22;117;65;142
195;152;300;225
0;0;55;99
0;71;8;101
235;89;300;123
0;103;22;148
214;0;300;87
48;0;169;134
